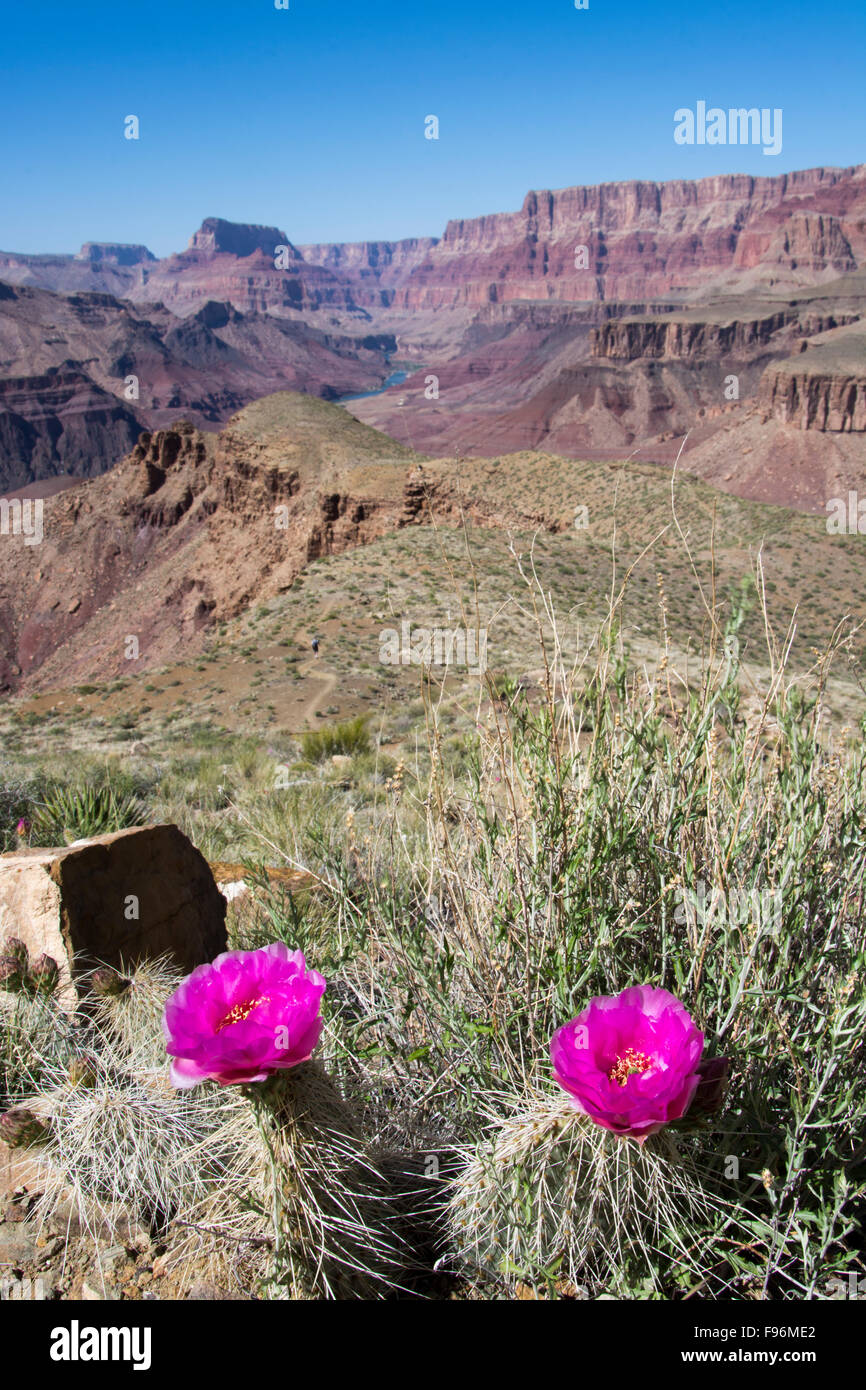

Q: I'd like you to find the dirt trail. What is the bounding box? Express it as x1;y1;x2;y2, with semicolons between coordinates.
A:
294;629;337;725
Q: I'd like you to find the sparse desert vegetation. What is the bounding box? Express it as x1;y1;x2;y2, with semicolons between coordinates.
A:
2;529;864;1300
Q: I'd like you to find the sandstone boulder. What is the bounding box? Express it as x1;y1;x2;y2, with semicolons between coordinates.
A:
0;825;226;1001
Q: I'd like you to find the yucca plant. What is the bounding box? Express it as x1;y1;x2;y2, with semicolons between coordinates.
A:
34;783;146;844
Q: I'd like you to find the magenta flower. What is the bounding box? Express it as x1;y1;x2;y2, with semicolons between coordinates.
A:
551;985;705;1142
163;943;326;1089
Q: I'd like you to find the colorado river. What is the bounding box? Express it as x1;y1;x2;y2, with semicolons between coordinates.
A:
336;365;412;405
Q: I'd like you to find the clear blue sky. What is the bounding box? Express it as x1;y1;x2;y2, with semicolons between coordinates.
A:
1;0;863;256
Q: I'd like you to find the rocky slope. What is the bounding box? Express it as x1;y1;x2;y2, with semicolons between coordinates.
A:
5;389;866;707
347;275;866;489
0;221;361;320
296;237;439;310
0;281;394;490
3;391;634;694
589;308;854;362
0;243;156;297
129;219;367;320
0;368;145;492
0;396;421;691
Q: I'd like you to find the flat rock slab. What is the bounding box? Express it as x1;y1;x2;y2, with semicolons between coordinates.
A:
208;861;318;900
0;1146;44;1197
0;824;226;1000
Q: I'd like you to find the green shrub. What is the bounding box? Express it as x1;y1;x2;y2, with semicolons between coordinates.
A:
319;588;866;1299
34;783;147;844
300;717;370;763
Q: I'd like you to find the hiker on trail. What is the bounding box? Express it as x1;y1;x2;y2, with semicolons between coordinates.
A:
312;637;320;657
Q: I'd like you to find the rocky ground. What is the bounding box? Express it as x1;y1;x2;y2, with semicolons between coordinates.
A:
0;1163;244;1302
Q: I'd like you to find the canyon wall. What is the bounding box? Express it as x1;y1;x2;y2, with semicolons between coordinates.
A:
303;166;866;311
590;312;857;362
2;166;866;496
760;340;866;431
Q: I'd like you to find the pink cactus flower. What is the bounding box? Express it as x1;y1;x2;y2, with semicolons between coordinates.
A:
551;984;705;1142
163;943;326;1089
15;818;30;837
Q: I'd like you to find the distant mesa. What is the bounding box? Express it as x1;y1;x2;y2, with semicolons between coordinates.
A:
187;217;295;260
74;242;157;266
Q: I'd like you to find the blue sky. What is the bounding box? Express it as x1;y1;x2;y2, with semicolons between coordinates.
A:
1;0;863;256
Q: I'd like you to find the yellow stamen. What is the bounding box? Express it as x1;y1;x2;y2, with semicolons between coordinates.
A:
608;1047;652;1087
215;995;270;1032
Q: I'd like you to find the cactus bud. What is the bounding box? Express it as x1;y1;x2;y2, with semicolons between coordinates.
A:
688;1056;731;1118
0;1106;50;1150
29;954;60;995
0;955;25;993
90;966;131;998
2;938;29;971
